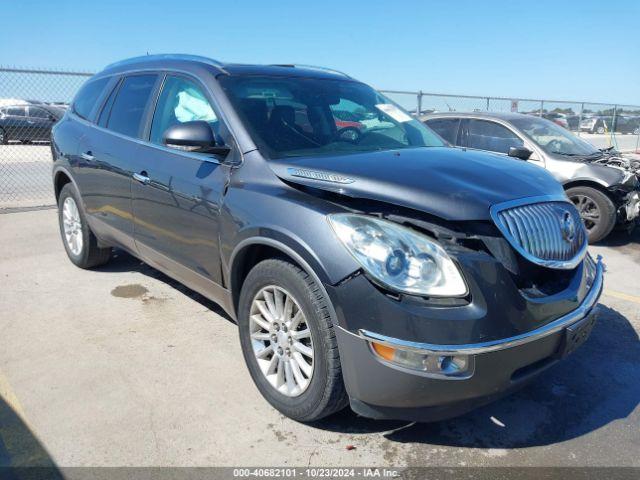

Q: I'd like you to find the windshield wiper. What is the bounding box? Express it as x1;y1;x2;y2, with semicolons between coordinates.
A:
550;151;580;156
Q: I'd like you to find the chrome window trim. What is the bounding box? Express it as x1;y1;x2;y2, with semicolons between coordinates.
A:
70;111;232;166
360;256;603;356
424;114;546;163
70;66;244;165
490;194;588;270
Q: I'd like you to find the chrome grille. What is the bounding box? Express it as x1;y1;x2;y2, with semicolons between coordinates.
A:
490;198;588;269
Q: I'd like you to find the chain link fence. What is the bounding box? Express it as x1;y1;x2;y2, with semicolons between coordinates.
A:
0;68;92;210
381;90;640;154
1;66;639;211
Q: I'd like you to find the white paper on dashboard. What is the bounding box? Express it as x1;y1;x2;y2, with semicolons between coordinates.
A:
375;104;413;123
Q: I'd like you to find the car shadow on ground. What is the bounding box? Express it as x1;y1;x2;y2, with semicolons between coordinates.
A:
94;249;235;324
313;305;640;448
596;223;640;247
0;395;62;477
91;250;639;447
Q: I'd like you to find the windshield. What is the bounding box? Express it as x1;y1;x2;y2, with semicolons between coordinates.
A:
511;116;599;157
219;75;444;159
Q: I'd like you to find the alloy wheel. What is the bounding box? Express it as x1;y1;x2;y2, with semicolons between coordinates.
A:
570;194;600;232
249;285;314;397
62;197;83;256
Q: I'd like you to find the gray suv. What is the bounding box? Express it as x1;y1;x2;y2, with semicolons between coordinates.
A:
51;55;602;422
423;112;640;243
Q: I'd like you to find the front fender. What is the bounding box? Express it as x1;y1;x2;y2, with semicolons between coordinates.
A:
226;234;342;320
556;164;626;188
219;182;361;302
227;227;336;285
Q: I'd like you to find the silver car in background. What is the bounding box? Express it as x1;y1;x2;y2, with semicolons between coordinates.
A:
422;112;640;242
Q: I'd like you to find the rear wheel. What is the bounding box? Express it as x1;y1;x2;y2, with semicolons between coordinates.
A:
566;186;616;243
237;258;348;422
57;183;112;268
0;128;6;145
596;126;606;134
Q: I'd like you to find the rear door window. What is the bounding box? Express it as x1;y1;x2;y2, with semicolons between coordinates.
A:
424;118;460;145
466;119;523;154
73;77;110;120
106;74;158;138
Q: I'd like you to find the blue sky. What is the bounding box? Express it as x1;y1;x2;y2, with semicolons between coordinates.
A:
3;0;639;104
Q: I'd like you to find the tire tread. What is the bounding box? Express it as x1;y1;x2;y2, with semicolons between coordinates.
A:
567;185;617;243
58;183;112;269
238;258;348;422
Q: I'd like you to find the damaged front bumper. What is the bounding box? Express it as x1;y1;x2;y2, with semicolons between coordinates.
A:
331;254;604;422
621;190;640;222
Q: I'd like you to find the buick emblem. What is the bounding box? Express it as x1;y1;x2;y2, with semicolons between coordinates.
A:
560;211;576;243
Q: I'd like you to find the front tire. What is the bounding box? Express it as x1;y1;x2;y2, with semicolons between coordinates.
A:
566;186;616;243
237;258;348;422
57;183;112;268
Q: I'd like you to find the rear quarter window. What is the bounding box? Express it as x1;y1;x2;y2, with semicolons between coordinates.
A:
73;77;110;120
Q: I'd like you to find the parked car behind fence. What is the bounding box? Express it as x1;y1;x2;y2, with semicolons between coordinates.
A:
0;104;64;144
580;115;640;135
423;112;640;243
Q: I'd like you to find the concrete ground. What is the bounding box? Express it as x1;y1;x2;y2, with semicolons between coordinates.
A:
583;132;640;153
0;144;54;210
0;209;639;468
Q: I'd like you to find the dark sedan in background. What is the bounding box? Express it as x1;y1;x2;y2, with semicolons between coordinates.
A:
0;104;64;144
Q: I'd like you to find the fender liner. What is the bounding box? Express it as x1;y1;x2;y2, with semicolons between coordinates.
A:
227;236;341;324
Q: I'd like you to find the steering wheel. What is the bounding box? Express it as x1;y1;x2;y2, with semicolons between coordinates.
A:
335;127;362;144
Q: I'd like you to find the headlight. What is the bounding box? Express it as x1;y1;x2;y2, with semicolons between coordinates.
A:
328;214;468;297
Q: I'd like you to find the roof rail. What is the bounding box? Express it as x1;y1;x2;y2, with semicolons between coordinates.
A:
269;64;351;78
103;54;227;72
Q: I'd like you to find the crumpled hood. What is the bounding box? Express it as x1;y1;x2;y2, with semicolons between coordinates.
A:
269;147;565;221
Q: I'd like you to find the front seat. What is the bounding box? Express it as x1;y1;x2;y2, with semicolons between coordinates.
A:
267;105;318;151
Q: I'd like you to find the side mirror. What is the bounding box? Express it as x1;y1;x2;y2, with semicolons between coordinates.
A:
508;146;533;160
49;115;57;122
163;121;230;156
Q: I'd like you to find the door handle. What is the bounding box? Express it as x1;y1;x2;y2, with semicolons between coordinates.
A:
81;151;95;161
133;172;150;185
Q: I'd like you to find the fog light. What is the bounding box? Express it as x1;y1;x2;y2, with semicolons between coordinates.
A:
370;341;473;378
438;355;469;374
